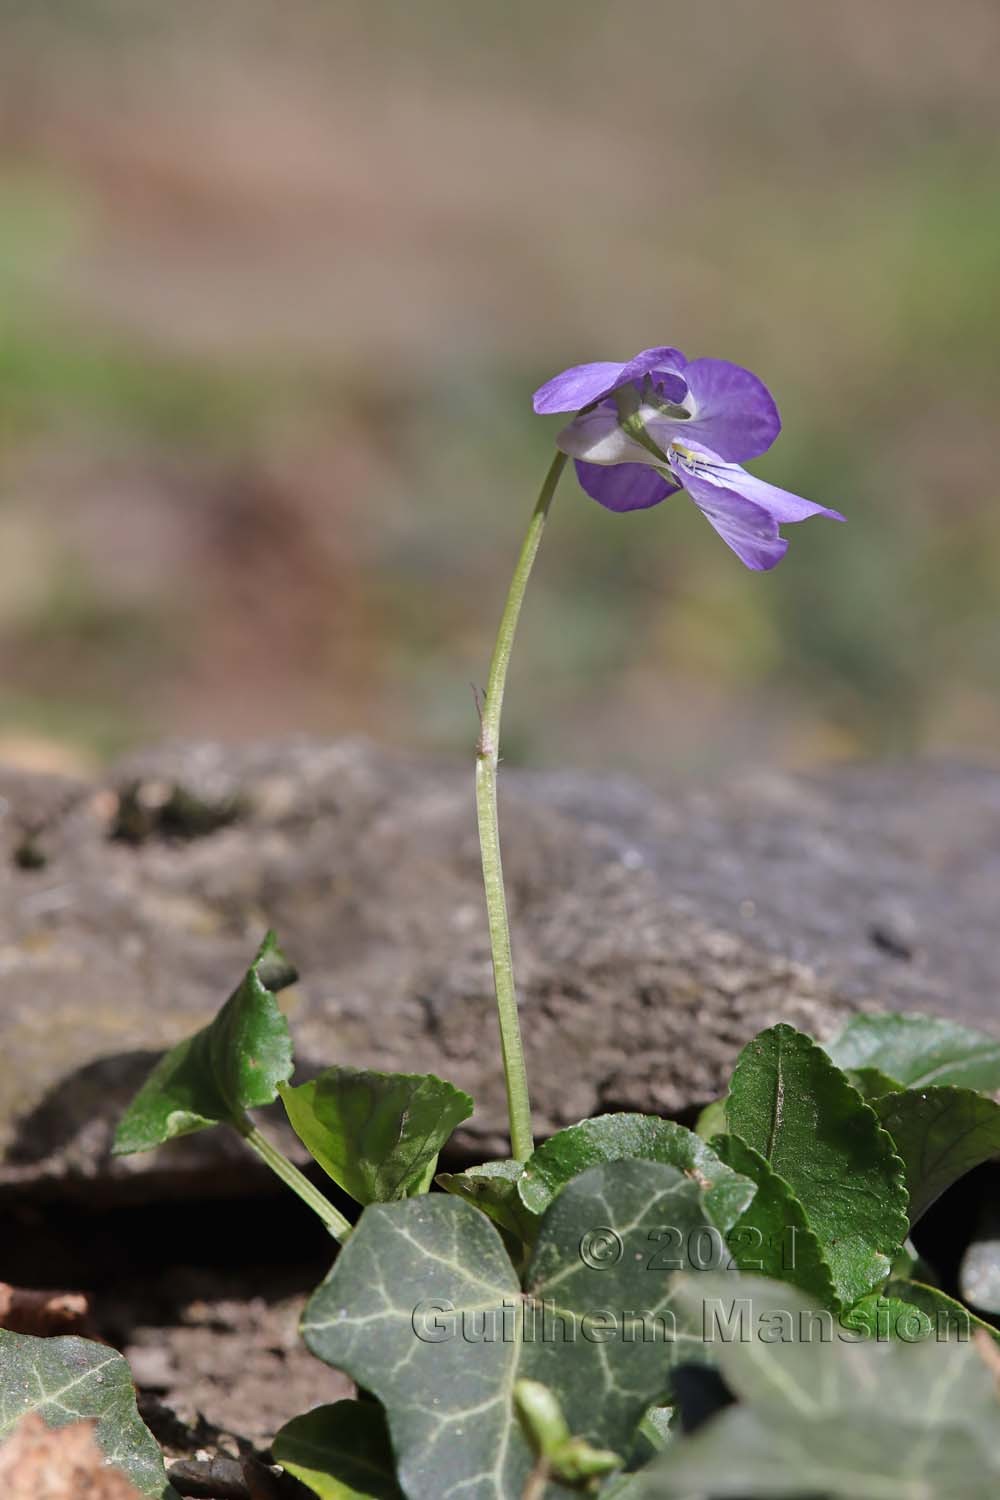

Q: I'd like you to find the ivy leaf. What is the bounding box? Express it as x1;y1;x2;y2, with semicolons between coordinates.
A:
303;1160;753;1500
712;1134;838;1306
825;1011;1000;1092
436;1159;539;1247
636;1274;1000;1498
113;932;296;1154
845;1278;1000;1344
278;1067;473;1204
0;1332;178;1498
873;1086;1000;1223
517;1113;754;1232
272;1401;402;1499
727;1024;908;1306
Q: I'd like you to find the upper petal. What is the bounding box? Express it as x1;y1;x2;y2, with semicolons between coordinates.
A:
615;347;689;403
574;460;677;513
533;347;689;414
532;361;629;415
679;358;781;461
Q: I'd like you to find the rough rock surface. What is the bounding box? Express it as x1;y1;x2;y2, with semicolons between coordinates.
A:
1;739;998;1196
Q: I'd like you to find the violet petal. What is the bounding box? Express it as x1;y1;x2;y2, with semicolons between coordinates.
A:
670;439;844;525
677;358;781;461
675;463;789;570
720;467;845;525
534;347;689;415
532;361;630;415
614;347;689;403
574;460;677;513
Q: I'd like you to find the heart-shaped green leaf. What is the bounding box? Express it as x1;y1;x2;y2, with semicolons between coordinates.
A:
712;1134;838;1306
0;1332;178;1498
279;1067;473;1204
113;932;296;1154
826;1011;1000;1092
727;1024;908;1306
845;1278;1000;1344
272;1401;402;1499
873;1085;1000;1223
303;1159;754;1500
436;1159;539;1247
516;1113;753;1232
844;1066;904;1100
635;1274;1000;1498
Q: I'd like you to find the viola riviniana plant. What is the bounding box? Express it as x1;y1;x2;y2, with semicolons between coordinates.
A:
100;344;1000;1500
477;345;844;1161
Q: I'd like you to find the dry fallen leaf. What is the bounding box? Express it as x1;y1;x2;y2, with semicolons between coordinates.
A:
0;1413;145;1499
0;1282;94;1338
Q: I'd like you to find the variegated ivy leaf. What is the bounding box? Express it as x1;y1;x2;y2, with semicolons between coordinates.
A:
516;1112;753;1233
0;1332;177;1499
634;1275;1000;1498
303;1159;754;1500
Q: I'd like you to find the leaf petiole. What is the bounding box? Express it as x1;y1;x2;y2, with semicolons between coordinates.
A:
236;1113;352;1241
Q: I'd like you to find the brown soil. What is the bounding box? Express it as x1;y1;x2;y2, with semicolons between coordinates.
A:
4;1188;355;1499
107;1266;352;1457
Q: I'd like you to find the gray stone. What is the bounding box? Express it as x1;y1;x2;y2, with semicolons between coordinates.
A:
1;740;998;1198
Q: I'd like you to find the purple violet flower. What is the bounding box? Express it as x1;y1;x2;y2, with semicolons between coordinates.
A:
533;347;844;570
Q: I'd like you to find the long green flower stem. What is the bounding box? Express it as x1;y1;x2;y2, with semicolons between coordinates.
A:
476;449;568;1163
236;1114;351;1241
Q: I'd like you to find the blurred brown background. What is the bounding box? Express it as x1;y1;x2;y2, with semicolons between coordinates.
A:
0;0;997;782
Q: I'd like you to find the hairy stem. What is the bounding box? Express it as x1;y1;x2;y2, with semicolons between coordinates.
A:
476;449;568;1162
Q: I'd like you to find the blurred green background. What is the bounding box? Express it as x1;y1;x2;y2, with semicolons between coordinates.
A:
0;0;997;782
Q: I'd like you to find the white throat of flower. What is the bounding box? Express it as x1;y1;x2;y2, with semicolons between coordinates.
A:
613;379;690;467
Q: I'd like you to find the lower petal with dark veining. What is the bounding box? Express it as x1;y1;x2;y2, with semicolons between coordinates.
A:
666;439;843;568
685;481;789;570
